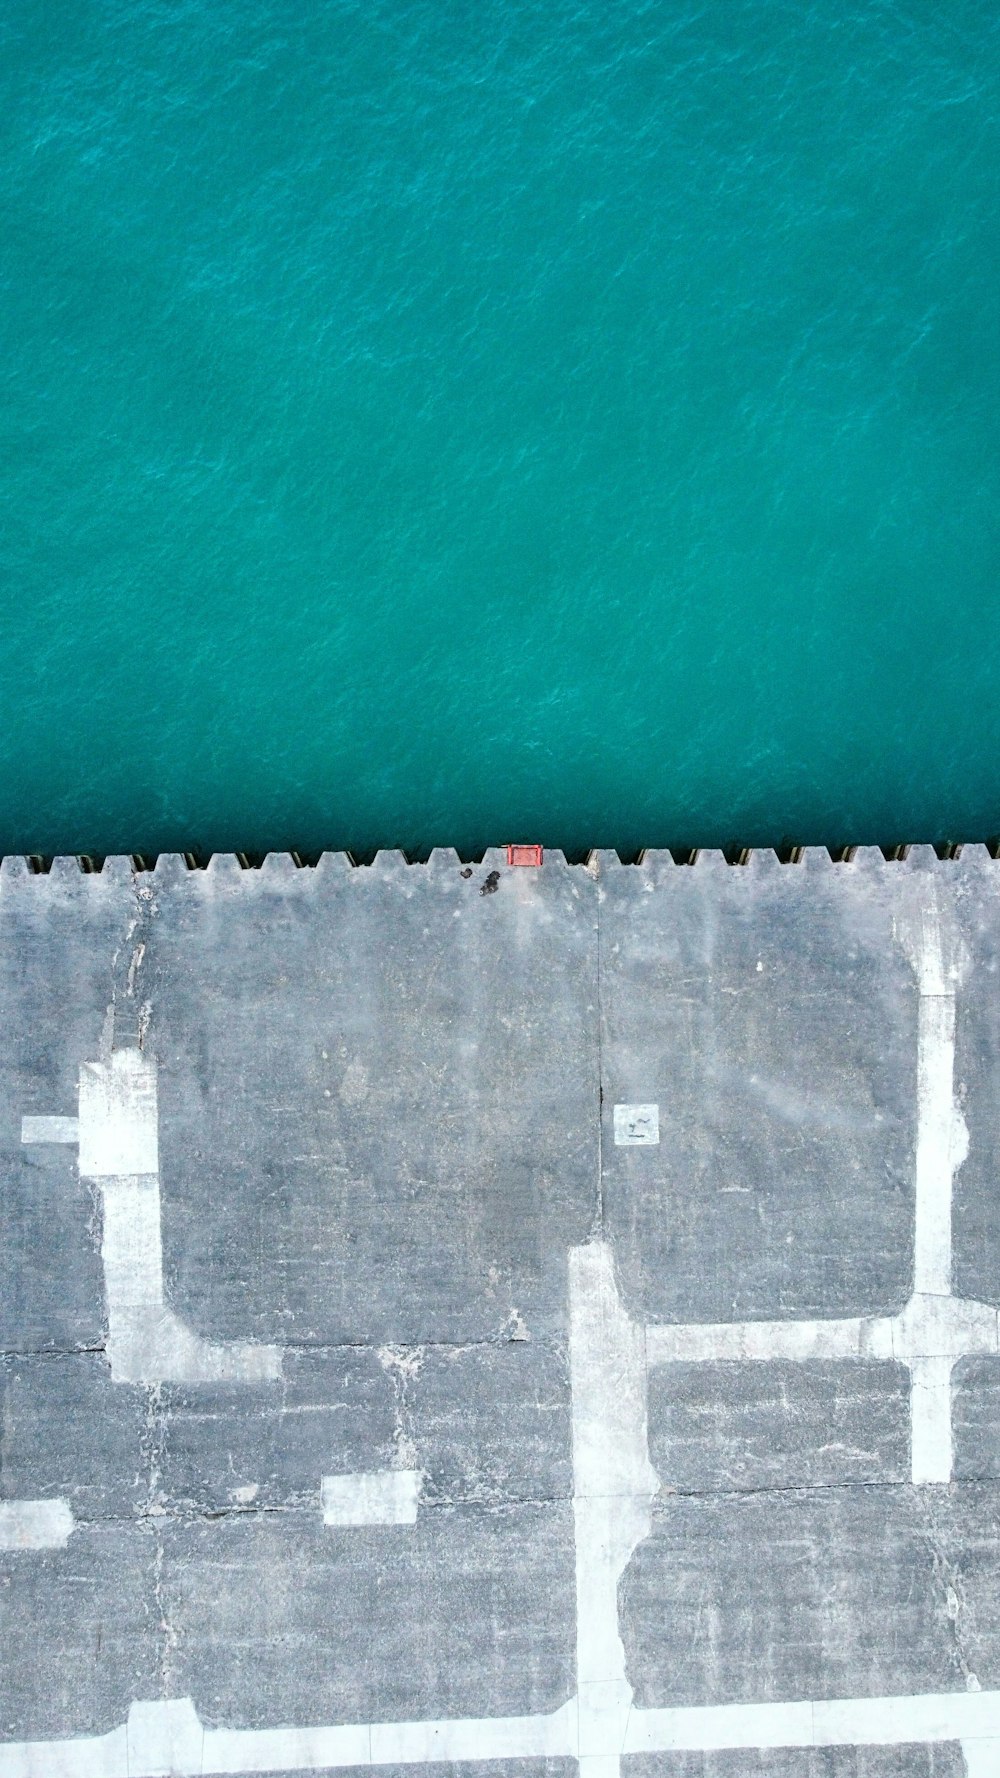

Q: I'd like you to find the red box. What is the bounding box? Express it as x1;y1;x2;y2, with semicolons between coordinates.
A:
507;844;543;867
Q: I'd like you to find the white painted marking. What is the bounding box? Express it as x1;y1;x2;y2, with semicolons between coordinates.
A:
5;880;997;1775
625;1688;1000;1754
646;1314;896;1364
1;1691;999;1775
367;1699;576;1765
569;1242;658;1771
963;1738;1000;1777
0;1726;128;1778
613;1103;659;1145
126;1699;204;1776
0;1498;74;1551
20;1117;79;1144
206;1718;372;1774
913;991;966;1297
321;1470;420;1527
0;1697;578;1775
910;1355;957;1486
78;1050;158;1178
24;1050;281;1386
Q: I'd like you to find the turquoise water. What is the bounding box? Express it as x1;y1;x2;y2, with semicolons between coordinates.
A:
2;1;999;858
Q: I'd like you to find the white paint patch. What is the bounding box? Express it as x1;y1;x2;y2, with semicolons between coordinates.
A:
78;1050;159;1178
367;1698;577;1765
613;1103;659;1145
126;1698;204;1776
624;1689;1000;1755
569;1242;658;1772
0;1697;578;1775
98;1162;281;1385
0;1498;74;1551
321;1470;421;1527
20;1116;79;1144
1;1690;998;1775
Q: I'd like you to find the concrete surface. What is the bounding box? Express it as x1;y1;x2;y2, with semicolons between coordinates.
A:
1;846;1000;1776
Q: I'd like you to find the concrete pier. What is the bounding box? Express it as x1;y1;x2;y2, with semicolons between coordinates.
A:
2;846;1000;1775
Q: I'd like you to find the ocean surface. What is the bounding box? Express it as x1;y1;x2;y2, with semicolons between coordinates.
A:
2;0;999;858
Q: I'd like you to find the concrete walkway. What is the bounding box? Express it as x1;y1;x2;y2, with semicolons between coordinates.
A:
2;846;1000;1776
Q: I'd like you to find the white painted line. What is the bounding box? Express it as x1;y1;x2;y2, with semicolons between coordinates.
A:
814;1688;1000;1745
0;1697;578;1775
625;1696;816;1753
569;1242;658;1768
78;1050;158;1178
910;1355;956;1486
321;1470;421;1527
625;1687;1000;1753
205;1719;371;1774
99;1165;280;1385
913;991;965;1297
20;1117;79;1145
613;1104;659;1145
895;1292;999;1361
0;1498;75;1551
1;1691;998;1775
126;1699;204;1777
24;1050;281;1386
646;1315;896;1364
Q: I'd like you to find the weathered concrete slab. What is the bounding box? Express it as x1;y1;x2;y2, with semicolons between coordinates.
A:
158;1504;575;1729
0;1522;159;1738
0;1354;147;1521
3;847;1000;1777
598;851;918;1324
144;853;598;1347
647;1360;911;1492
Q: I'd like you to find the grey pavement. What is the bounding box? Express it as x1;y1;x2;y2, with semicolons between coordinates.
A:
1;846;1000;1776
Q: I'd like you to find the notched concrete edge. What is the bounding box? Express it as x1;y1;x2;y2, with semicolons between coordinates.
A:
2;843;999;882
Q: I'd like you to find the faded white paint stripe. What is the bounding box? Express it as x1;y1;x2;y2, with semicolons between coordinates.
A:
625;1688;1000;1753
0;1728;127;1778
20;1116;79;1144
368;1699;577;1765
963;1738;1000;1777
569;1242;657;1768
0;1499;74;1551
100;1178;164;1309
321;1470;420;1527
1;1693;999;1775
646;1315;896;1365
909;1355;956;1487
913;992;964;1298
204;1721;371;1774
